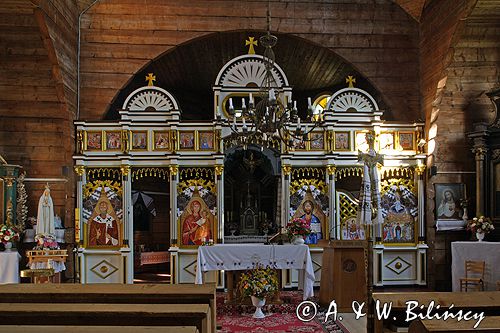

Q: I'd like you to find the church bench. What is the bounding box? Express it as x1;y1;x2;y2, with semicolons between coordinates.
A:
0;303;210;333
408;316;500;332
372;292;500;333
0;284;216;333
0;326;199;333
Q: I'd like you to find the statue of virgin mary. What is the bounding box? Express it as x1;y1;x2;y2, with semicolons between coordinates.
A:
36;185;55;236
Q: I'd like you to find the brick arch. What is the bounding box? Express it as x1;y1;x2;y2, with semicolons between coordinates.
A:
79;0;420;121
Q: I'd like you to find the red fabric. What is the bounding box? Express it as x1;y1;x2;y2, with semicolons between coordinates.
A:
217;313;325;333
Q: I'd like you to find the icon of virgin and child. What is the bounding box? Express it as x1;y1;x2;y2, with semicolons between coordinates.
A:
181;193;215;246
88;192;122;247
292;193;326;244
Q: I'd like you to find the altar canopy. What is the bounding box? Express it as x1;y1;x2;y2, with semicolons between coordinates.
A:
196;244;315;300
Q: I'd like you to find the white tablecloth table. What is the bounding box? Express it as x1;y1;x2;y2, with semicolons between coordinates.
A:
451;241;500;291
0;251;21;284
196;244;315;300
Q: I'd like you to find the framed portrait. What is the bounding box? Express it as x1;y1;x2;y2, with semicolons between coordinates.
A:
341;216;365;240
399;132;415;150
132;131;148;150
179;131;195;150
153;131;169;150
86;191;123;248
379;132;395;150
198;131;215;150
105;131;122;150
86;131;102;150
309;132;325;150
434;183;465;221
334;132;350;151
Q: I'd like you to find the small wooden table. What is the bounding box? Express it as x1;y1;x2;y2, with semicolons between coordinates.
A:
26;250;67;283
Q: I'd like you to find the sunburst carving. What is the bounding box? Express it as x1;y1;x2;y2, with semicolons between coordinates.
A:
127;90;173;111
327;88;378;113
216;55;288;88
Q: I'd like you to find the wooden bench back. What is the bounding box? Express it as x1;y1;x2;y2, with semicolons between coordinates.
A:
409;316;500;332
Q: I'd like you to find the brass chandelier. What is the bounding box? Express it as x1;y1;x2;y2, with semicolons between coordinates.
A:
223;9;324;150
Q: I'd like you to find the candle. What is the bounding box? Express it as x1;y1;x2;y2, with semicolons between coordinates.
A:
229;98;233;108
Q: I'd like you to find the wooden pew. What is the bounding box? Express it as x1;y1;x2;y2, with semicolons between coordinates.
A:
0;303;209;333
372;292;500;333
0;284;216;333
409;316;500;332
0;326;199;333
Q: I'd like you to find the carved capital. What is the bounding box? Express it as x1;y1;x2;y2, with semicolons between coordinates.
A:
74;165;85;177
472;147;488;160
4;177;14;187
215;164;224;176
282;164;292;176
120;165;130;176
326;164;336;175
169;165;179;176
415;165;426;176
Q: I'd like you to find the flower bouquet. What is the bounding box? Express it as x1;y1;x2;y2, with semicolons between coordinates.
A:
467;216;495;241
34;233;59;250
0;224;20;250
285;217;311;244
238;265;279;318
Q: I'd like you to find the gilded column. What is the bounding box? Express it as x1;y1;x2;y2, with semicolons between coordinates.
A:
74;165;86;244
326;165;336;239
215;165;224;243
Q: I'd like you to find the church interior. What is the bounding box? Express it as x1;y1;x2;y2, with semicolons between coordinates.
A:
0;0;499;332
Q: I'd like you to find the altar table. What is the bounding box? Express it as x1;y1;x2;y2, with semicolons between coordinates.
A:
195;244;315;300
451;241;500;291
0;251;21;284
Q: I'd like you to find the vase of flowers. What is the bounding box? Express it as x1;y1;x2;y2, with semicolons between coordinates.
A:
238;265;279;319
34;233;59;250
0;224;20;251
467;216;495;242
286;217;311;245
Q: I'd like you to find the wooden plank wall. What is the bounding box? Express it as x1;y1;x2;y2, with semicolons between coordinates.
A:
79;0;421;122
0;0;78;235
421;0;500;290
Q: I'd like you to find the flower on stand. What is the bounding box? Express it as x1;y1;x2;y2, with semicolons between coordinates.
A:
466;216;495;234
0;224;20;245
238;265;279;300
34;233;59;250
285;217;311;242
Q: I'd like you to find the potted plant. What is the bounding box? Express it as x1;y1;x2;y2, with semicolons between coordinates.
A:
0;224;20;251
285;217;311;245
467;216;495;241
238;265;279;318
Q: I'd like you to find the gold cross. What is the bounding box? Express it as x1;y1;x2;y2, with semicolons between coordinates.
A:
245;37;258;54
145;73;156;86
346;76;356;88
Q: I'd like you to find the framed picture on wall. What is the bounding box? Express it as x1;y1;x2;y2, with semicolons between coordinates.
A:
198;131;215;150
179;131;195;150
132;131;148;150
153;131;169;150
399;132;415;150
309;132;325;150
379;132;395;150
86;131;102;150
105;131;122;150
434;183;465;221
334;132;350;151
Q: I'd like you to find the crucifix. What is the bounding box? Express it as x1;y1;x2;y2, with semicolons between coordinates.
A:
245;37;258;55
145;73;156;86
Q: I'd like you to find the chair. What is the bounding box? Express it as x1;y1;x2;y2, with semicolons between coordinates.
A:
459;260;485;292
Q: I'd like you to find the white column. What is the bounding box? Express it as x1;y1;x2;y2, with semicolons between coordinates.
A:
215;165;224;243
121;165;133;284
169;165;179;284
416;165;426;239
327;165;336;239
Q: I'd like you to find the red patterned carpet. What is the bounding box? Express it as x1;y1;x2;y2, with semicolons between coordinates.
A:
216;291;349;333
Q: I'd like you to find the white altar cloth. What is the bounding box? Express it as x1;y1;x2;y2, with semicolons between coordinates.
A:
451;241;500;291
0;251;21;284
196;244;315;300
